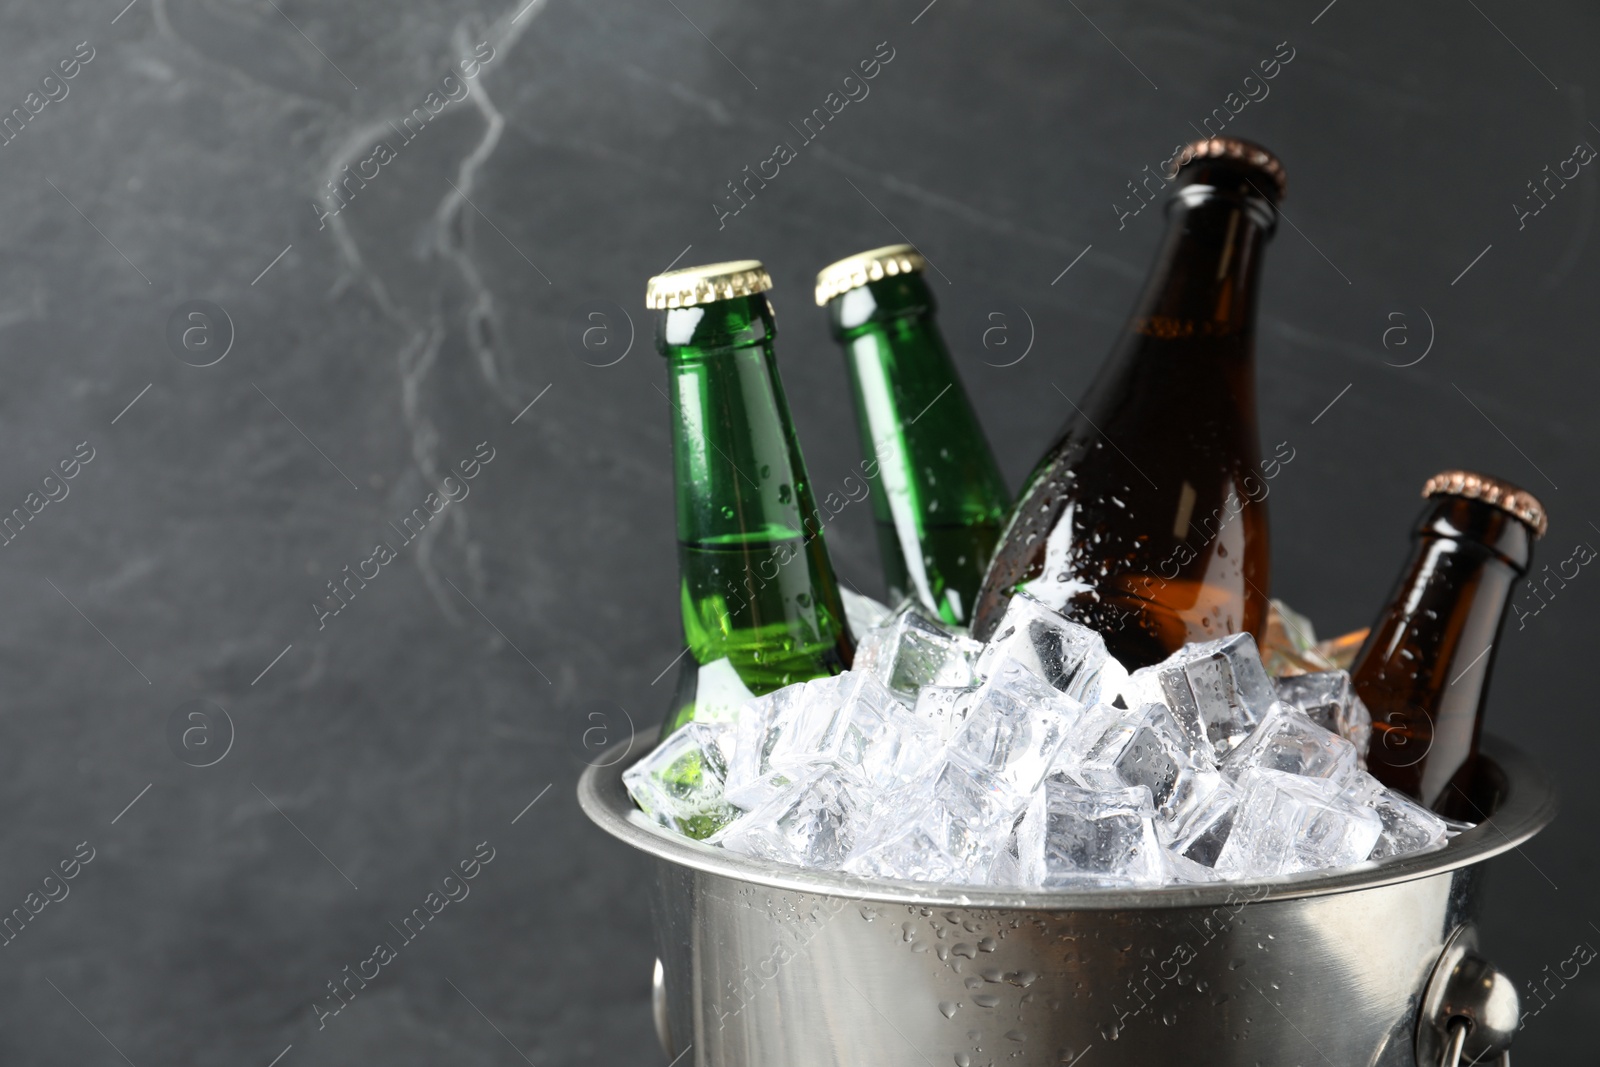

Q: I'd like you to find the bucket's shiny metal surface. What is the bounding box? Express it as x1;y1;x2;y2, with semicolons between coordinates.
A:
579;738;1555;1067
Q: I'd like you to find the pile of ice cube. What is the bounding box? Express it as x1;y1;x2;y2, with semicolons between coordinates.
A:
624;592;1451;888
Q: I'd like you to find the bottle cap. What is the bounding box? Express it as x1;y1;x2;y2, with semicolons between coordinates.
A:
814;244;926;306
1423;470;1547;538
646;260;772;310
1173;137;1287;202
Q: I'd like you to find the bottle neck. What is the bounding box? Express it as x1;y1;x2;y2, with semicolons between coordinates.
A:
1354;497;1533;811
1126;187;1273;343
826;273;1011;624
826;272;937;339
659;295;793;546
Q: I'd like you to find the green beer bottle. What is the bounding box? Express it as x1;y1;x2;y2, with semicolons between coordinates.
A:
817;245;1011;626
650;261;854;738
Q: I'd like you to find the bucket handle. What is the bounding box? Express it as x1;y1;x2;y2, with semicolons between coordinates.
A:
1417;926;1520;1067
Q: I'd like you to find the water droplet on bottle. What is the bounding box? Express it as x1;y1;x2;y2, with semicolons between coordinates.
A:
797;592;811;607
721;505;734;519
954;1055;971;1067
778;484;792;503
940;1001;960;1019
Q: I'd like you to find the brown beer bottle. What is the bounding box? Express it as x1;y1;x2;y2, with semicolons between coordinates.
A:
972;137;1285;667
1352;471;1546;817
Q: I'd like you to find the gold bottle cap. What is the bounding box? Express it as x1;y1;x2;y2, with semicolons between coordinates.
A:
645;260;772;310
1423;470;1548;538
1175;136;1287;201
814;243;927;306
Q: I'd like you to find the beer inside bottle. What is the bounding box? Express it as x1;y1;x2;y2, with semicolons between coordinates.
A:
818;245;1011;626
1353;471;1545;816
972;137;1285;668
649;261;853;737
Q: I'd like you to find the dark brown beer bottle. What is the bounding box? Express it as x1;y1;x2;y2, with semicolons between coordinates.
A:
972;137;1285;667
1353;471;1546;817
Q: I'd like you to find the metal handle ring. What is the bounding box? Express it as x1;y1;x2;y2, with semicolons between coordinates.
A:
1421;926;1519;1067
1439;1016;1512;1067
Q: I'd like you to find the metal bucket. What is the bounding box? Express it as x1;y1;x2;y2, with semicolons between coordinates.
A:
579;737;1555;1067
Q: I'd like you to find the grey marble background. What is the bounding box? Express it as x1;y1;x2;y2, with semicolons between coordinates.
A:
0;0;1594;1063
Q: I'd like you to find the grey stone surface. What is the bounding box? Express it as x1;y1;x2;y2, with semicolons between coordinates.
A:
0;0;1594;1062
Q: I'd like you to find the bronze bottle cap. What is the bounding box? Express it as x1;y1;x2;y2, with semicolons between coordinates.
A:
1173;136;1287;202
1423;470;1548;539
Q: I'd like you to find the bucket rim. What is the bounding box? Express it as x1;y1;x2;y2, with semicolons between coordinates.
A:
577;734;1556;910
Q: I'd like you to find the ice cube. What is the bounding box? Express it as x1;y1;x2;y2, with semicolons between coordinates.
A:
838;674;943;789
1156;633;1276;755
1166;782;1238;866
723;677;850;808
1082;702;1229;833
988;787;1047;888
912;684;974;743
1165;851;1224;884
1368;792;1449;860
887;761;1023;881
1220;703;1360;788
1343;775;1450;861
947;659;1079;798
724;672;923;808
1059;701;1140;770
713;769;872;869
1041;776;1166;887
1295;795;1384;871
1118;665;1167;711
695;719;736;780
842;824;963;884
624;723;741;840
1274;670;1372;759
976;591;1126;705
858;605;981;701
1214;769;1382;877
691;657;757;725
